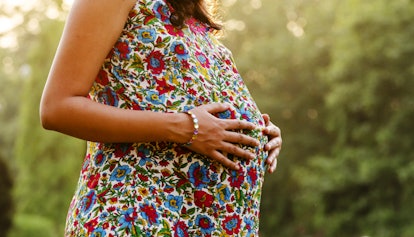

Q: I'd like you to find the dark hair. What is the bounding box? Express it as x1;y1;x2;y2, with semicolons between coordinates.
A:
167;0;222;30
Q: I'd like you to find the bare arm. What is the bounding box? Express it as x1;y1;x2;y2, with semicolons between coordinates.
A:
40;0;258;170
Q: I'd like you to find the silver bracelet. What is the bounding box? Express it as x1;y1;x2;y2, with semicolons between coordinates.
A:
184;111;199;146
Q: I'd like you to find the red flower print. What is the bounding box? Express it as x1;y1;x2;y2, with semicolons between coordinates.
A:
94;153;104;166
161;168;172;177
176;177;190;189
155;78;175;95
194;190;214;208
159;160;169;167
115;41;131;60
114;182;124;189
187;18;207;33
182;61;191;69
144;15;156;25
140;201;159;225
165;24;184;37
87;173;100;189
226;204;234;213
222;214;241;235
153;2;169;22
96;70;109;86
228;169;245;188
113;144;133;158
195;51;210;68
247;167;258;185
188;88;197;96
164;186;174;193
173;220;189;237
145;51;165;74
138;173;149;181
103;222;109;229
84;217;99;233
173;43;186;55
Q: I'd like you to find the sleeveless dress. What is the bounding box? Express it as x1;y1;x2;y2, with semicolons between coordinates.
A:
65;0;268;236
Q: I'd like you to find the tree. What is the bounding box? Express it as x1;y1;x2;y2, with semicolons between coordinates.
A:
221;0;339;235
7;1;85;236
292;0;414;236
222;0;414;236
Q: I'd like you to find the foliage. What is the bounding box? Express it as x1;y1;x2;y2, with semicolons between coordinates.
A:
292;0;414;236
223;0;414;236
1;1;85;237
222;0;339;235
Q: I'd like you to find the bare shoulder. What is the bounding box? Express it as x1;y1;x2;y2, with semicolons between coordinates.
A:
69;0;136;23
43;0;138;98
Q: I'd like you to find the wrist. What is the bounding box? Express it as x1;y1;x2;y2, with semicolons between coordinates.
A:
166;112;197;144
183;111;199;146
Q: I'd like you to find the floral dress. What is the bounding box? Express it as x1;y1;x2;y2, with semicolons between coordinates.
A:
65;0;268;236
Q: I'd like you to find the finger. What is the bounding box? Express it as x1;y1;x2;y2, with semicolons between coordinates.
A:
268;158;277;173
220;142;256;161
225;131;260;147
202;102;231;114
262;113;270;125
210;150;240;170
224;119;257;131
263;125;281;138
264;137;282;151
266;148;280;166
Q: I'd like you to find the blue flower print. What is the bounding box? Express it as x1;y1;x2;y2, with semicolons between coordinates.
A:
138;28;156;44
99;212;109;221
195;214;214;235
170;41;189;60
100;87;119;107
110;165;131;182
146;91;166;105
244;216;255;236
165;194;183;212
139;200;160;226
216;183;231;205
90;227;106;237
137;144;152;166
217;109;231;119
93;150;106;167
80;190;97;215
153;1;170;22
119;208;138;230
237;105;253;122
112;65;124;81
188;162;211;189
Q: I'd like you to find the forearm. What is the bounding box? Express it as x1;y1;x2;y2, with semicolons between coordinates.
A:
40;96;191;143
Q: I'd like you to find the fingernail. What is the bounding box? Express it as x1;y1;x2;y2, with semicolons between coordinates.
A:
235;164;240;170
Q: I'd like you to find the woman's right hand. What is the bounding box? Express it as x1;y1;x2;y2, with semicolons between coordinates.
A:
182;103;260;170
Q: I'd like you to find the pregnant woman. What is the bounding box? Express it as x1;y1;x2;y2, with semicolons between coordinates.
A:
40;0;282;236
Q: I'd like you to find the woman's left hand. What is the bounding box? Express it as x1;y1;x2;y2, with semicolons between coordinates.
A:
262;114;282;173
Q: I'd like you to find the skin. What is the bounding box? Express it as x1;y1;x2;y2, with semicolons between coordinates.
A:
40;0;282;171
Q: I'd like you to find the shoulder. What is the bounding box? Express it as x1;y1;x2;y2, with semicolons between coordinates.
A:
69;0;137;21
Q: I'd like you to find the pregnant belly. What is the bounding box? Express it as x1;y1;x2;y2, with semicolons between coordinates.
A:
213;93;269;164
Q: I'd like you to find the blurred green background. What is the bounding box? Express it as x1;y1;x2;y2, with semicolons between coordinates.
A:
1;0;414;236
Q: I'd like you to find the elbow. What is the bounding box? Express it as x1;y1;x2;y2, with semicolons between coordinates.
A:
39;99;58;131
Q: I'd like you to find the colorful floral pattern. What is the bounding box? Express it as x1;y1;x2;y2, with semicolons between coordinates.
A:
65;0;268;236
